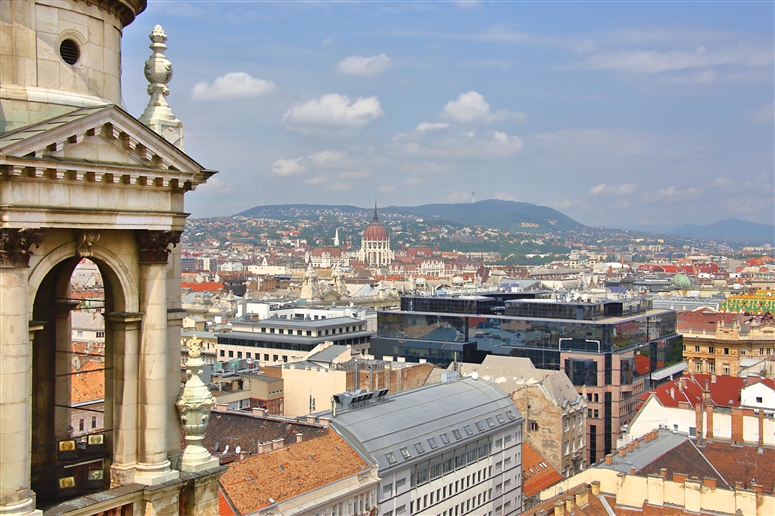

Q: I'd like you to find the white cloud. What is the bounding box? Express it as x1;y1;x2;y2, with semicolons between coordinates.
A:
440;91;523;123
379;185;396;193
398;129;523;160
750;103;774;124
282;94;384;130
305;176;327;185
320;37;333;47
312;150;344;165
589;183;637;195
192;72;276;101
710;177;732;187
493;192;519;201
271;158;306;176
337;54;392;75
417;122;450;131
568;46;772;75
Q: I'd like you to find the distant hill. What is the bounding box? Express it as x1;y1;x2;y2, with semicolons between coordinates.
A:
385;200;584;232
670;218;774;245
236;200;584;233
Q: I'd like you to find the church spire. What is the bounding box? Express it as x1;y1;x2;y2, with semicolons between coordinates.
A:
373;199;379;222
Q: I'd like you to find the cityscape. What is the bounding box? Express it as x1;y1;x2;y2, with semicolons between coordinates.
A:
0;2;773;516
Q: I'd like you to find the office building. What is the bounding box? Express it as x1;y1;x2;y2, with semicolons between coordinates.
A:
375;293;683;464
328;376;525;516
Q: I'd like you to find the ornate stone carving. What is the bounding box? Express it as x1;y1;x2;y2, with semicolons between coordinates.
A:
139;25;184;150
77;230;100;258
0;228;45;268
135;230;181;264
177;337;219;473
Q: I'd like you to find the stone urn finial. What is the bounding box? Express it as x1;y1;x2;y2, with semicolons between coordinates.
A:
139;24;184;149
176;337;219;472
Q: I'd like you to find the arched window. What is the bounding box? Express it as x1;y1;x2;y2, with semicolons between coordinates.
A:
91;416;97;428
79;419;85;431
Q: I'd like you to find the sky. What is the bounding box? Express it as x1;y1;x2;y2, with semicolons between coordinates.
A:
120;1;775;227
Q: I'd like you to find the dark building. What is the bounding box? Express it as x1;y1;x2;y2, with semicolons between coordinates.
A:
376;293;683;465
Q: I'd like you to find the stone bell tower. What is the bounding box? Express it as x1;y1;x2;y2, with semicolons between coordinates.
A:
0;1;222;515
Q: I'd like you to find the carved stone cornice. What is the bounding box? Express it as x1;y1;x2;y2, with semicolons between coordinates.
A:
0;228;45;268
135;230;181;264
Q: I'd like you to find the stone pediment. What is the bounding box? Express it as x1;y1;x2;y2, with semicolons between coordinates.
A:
1;105;215;190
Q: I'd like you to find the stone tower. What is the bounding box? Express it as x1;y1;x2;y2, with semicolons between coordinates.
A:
0;2;222;514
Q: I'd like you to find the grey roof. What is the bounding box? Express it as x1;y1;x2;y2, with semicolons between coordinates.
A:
601;431;687;473
71;311;105;331
459;356;583;408
328;377;523;473
217;329;372;346
307;345;350;364
235;315;363;330
181;330;217;339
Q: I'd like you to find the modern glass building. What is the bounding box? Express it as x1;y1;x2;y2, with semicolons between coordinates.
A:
376;294;683;464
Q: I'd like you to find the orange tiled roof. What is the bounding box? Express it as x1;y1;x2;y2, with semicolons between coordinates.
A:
71;359;105;404
219;430;370;515
522;442;564;498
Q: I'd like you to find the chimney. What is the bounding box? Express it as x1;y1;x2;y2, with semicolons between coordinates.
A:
618;448;626;457
670;387;675;400
702;380;711;405
590;481;601;496
751;482;763;495
259;442;270;454
306;415;316;425
630;467;636;475
695;404;704;445
711;373;717;383
272;438;283;451
627;443;634;452
634;439;641;449
605;454;614;465
673;473;687;484
319;417;330;428
707;405;714;440
678;378;684;392
565;497;575;514
575;487;590;508
758;410;765;448
296;433;303;444
702;477;716;489
553;501;565;516
252;407;266;418
735;481;743;490
660;468;668;479
215;403;228;413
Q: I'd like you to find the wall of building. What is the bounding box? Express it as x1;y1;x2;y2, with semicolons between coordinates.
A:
280;366;347;417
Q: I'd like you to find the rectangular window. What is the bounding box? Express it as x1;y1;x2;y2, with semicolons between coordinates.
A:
708;346;714;354
220;350;225;357
495;438;502;449
440;433;450;445
396;505;406;514
486;417;495;428
496;461;502;470
383;483;393;496
756;396;763;403
505;435;512;444
228;351;234;358
428;437;438;449
724;348;730;355
464;425;474;436
237;351;242;358
414;442;425;454
400;447;411;460
385;452;397;465
695;345;700;353
263;353;269;361
452;429;462;440
396;478;406;487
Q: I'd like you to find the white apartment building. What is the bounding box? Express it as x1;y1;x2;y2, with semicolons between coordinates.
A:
329;375;524;516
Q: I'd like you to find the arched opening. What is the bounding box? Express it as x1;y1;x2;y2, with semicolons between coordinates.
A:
30;257;116;508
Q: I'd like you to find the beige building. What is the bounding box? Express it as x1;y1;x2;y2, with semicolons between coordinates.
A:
458;356;587;477
0;1;222;514
681;311;775;377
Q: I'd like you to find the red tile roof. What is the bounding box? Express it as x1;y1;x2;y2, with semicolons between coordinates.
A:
521;442;564;498
218;490;237;516
639;373;775;409
182;282;224;292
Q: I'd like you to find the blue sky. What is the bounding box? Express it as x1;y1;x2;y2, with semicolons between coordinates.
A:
120;1;774;226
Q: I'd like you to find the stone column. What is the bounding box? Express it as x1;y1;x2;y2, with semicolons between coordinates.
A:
134;231;180;485
106;312;143;487
0;228;44;515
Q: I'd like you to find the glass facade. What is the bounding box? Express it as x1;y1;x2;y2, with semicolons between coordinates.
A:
565;359;599;386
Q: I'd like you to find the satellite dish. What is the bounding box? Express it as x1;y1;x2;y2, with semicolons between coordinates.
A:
222;444;229;455
235;446;241;454
214;442;220;452
471;371;479;380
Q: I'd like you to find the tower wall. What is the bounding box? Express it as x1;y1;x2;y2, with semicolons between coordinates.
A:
0;0;145;132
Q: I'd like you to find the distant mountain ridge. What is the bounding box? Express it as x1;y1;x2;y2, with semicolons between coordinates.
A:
669;218;774;245
237;200;584;233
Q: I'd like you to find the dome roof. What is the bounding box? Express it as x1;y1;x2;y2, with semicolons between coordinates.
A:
671;273;692;289
364;221;388;241
363;204;389;241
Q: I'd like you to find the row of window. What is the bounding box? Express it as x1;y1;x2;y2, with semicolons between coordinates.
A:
256;324;365;336
385;412;518;465
220;350;291;362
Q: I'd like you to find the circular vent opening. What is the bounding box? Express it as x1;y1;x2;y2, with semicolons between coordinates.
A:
60;39;80;65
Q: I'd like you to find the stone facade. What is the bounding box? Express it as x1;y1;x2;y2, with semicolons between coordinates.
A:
0;1;222;514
